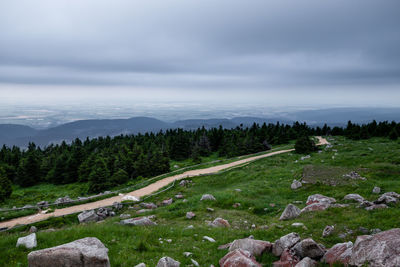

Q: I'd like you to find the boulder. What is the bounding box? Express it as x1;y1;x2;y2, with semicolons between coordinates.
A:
122;195;140;202
16;233;37;249
349;228;400;266
322;225;335;237
273;249;300;267
381;191;400;199
229;238;272;256
112;202;123;210
219;249;262;267
209;217;230;228
27;237;110;267
372;186;381;194
375;194;399;205
279;204;301;220
156;257;180;267
301;202;330;213
140;202;157;209
295;257;318;267
120;216;156;226
292;238;325;260
365;204;388;211
29;226;38;233
162;198;173;206
200;194;216;201
272;232;301;257
55;196;73;204
186;212;195;219
78;210;100;223
306;194;336;205
291;180;302;190
37;201;49;208
343;194;364;203
322;241;353;266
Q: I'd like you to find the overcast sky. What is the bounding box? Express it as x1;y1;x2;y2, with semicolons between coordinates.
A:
0;0;399;107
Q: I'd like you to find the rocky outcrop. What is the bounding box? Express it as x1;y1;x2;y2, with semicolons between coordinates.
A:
343;194;364;203
120;216;156;226
229;238;272;256
220;249;262;267
279;204;301;220
323;241;352;266
16;233;37;249
200;194;216;201
292;238;325;260
272;232;301;257
349;228;400;266
156;256;180;267
27;237;110;267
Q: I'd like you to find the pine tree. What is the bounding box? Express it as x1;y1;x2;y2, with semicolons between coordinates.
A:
0;167;12;202
295;135;317;154
17;153;40;187
88;158;111;193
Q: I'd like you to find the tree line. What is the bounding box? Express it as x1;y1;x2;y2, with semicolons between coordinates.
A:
0;120;399;201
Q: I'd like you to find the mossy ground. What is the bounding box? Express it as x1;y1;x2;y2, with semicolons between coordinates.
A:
1;137;400;266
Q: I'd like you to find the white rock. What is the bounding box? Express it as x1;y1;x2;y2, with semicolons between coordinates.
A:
156;256;180;267
191;259;200;267
122;195;140;202
372;186;381;194
291;179;302;190
200;194;216;201
135;263;146;267
16;233;37;249
203;236;216;242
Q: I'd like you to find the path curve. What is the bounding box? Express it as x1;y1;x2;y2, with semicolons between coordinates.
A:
0;136;328;229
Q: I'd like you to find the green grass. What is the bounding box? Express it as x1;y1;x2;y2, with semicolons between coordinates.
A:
1;137;400;266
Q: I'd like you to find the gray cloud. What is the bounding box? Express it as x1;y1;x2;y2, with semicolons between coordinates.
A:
0;0;399;95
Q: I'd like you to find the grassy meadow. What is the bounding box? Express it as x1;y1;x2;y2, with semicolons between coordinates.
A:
1;136;400;266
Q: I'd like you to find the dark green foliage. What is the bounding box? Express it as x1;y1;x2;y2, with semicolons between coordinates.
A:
389;128;398;140
88;158;111;193
110;169;129;185
0;167;12;202
295;135;317;154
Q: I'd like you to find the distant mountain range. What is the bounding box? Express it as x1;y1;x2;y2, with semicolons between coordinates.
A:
0;107;399;148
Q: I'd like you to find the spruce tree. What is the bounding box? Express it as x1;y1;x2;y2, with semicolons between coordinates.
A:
0;167;12;202
88;158;111;193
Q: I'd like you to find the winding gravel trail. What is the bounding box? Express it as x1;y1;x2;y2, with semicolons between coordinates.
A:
0;136;328;229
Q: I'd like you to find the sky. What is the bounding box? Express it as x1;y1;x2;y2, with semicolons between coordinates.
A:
0;0;400;107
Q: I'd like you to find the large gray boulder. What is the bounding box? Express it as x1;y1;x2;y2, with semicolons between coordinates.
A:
156;256;180;267
78;210;100;223
322;241;353;266
292;238;325;260
349;228;400;266
120;216;156;226
16;233;37;249
272;232;301;257
343;193;364;203
279;204;301;220
27;237;110;267
229;238;272;256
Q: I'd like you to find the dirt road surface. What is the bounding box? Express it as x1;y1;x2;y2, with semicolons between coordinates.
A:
0;136;328;229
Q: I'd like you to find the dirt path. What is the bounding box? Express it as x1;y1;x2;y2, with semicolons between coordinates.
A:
0;136;328;229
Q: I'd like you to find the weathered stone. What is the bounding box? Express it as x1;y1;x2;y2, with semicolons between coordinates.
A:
218;243;232;250
358;200;374;208
220;249;261;267
203;236;216;242
343;194;364;203
183;251;193;257
120;216;156;226
179;179;191;187
156;256;180;267
372;186;381;194
322;225;335;237
29;226;38;233
121;195;140;202
186;212;195;219
134;263;146;267
112;202;123;210
292;238;325;260
375;194;399;205
229;238;272;256
191;259;199;267
323;241;352;266
162;198;173;206
381;191;400;199
301;202;330;213
55;196;73;204
137;209;151;214
232;203;241;208
140;202;157;209
27;237;110;267
365;204;388;211
175;194;184;199
279;204;301;220
350;228;400;266
342;171;366;180
200;194;216;201
295;257;318;267
291;180;302;190
358;227;369;234
78;210;100;223
37;201;49;208
209;217;230;228
273;249;300;267
306;194;336;205
206;207;214;212
16;233;37;249
119;213;131;219
272;232;301;257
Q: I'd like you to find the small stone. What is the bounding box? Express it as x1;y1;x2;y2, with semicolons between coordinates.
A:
186;212;196;219
200;194;216;201
235;189;242;192
279;204;301;220
209;217;230;228
122;195;140;202
162;198;173;206
156;256;180;267
183;252;193;257
120;214;131;219
372;186;381;194
135;263;146;267
291;179;302;190
203;236;216;242
186;225;194;229
322;225;335;237
232;203;241;208
191;259;199;267
206;207;214;212
29;226;38;233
